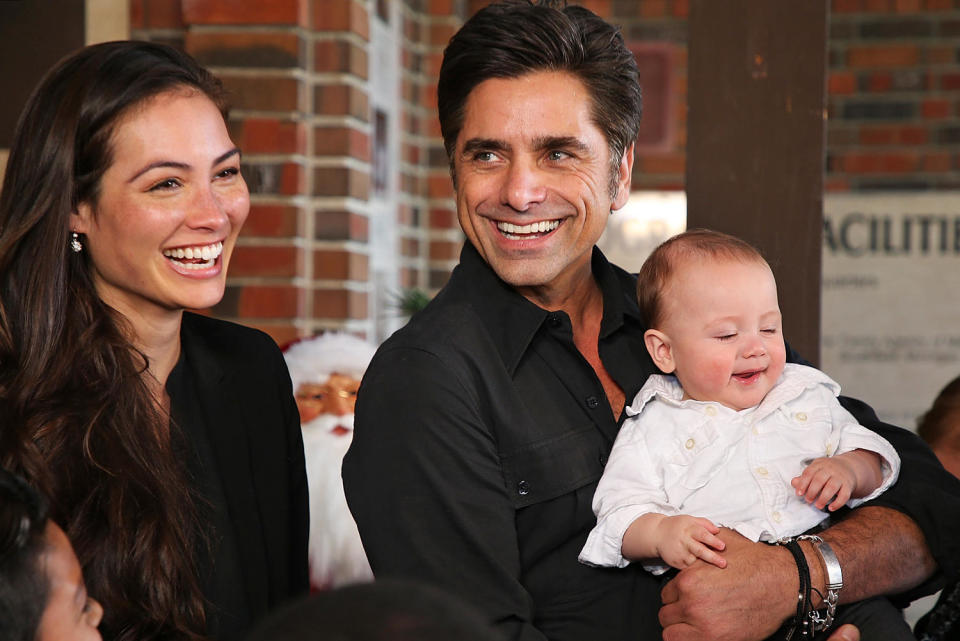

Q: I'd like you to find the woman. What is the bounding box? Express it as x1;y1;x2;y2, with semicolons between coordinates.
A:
0;41;309;640
0;467;103;641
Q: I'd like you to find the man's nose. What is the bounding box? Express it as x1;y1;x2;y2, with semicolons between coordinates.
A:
500;158;547;211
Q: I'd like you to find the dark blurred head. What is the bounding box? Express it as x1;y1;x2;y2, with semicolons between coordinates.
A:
917;375;960;479
244;580;506;641
0;468;50;641
437;0;641;178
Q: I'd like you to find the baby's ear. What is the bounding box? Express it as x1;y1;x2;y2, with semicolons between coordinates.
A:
644;329;676;374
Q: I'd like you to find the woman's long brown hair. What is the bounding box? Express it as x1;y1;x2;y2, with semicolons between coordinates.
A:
0;41;230;641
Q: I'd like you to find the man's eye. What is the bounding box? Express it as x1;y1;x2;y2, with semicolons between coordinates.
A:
474;151;497;162
547;150;570;161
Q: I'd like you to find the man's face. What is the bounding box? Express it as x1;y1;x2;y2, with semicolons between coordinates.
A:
295;373;361;428
650;258;787;411
453;71;633;301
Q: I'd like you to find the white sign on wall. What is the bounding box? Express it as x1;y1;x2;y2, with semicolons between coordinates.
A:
822;192;960;430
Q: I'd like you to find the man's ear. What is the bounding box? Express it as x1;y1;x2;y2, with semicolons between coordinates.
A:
644;328;676;374
71;202;93;235
612;142;634;211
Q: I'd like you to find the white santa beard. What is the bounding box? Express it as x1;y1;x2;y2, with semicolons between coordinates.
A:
301;412;372;588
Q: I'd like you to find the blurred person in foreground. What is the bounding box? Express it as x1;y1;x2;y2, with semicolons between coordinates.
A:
0;41;308;640
0;466;102;641
342;2;960;640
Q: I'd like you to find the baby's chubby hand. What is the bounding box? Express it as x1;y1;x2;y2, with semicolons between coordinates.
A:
655;515;727;570
791;456;856;511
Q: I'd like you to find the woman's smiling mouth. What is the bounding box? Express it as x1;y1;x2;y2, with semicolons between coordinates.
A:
162;241;223;270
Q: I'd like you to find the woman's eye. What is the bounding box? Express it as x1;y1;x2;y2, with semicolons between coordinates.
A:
149;178;182;191
216;166;240;179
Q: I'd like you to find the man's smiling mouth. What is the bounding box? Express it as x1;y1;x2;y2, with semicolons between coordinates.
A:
495;220;560;239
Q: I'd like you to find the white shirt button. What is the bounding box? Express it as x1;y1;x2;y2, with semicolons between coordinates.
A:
756;466;769;476
772;511;782;523
685;438;695;450
705;406;718;416
795;412;808;422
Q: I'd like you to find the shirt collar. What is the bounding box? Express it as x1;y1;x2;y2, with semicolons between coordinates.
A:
448;242;643;376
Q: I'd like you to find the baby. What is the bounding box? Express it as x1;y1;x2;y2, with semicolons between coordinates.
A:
580;229;908;637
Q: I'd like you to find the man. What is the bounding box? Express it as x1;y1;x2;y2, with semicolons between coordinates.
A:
284;333;376;589
343;2;960;640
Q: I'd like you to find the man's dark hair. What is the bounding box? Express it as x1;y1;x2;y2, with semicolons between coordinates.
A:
244;580;506;641
437;0;642;170
0;468;50;641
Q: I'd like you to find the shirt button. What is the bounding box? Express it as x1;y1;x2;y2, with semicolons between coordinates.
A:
517;480;530;496
752;426;760;435
598;453;608;466
772;511;782;523
685;438;695;450
825;444;834;456
705;406;718;416
548;314;562;328
586;396;600;409
756;466;769;476
795;412;808;422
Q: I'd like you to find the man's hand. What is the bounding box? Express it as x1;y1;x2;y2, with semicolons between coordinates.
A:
659;528;796;641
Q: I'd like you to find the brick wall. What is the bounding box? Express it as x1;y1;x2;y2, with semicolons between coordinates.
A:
126;0;960;344
827;0;960;190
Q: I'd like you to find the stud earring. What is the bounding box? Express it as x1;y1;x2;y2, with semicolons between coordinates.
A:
70;232;83;253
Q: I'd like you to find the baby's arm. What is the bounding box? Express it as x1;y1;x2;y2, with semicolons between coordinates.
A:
621;512;727;570
790;449;884;512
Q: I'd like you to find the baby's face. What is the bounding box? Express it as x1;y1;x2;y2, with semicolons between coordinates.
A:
658;257;786;411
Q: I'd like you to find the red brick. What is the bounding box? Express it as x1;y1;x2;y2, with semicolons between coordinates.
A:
314;0;369;40
847;45;919;67
314;40;368;79
314;84;369;120
401;237;420;257
313;289;367;320
429;0;456;14
864;0;892;10
430;22;457;47
183;0;306;25
923;98;951;118
134;0;183;28
924;0;953;8
922;152;952;171
824;177;852;192
842;152;918;173
828;72;857;95
832;0;863;11
429;208;456;229
640;0;668;17
241;205;299;238
429;240;461;261
186;31;302;68
314;211;369;241
672;0;690;18
238;285;300;318
427;174;454;199
314;249;369;281
314;167;370;199
899;125;929;145
941;72;960;90
867;72;893;92
221;75;299;112
578;0;611;13
314;126;370;161
895;0;922;9
928;46;956;64
230;245;299;277
233;118;304;155
859;125;897;145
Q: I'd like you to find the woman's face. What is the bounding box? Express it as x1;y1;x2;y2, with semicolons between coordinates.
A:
35;523;103;641
72;89;249;322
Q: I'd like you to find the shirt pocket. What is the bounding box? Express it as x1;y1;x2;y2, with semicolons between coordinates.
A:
774;405;836;457
500;424;605;509
661;419;723;494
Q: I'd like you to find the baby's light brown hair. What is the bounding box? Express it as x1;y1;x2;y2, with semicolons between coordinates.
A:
637;229;769;329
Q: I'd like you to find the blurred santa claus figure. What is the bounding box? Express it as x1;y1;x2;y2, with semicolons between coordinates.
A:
284;333;377;589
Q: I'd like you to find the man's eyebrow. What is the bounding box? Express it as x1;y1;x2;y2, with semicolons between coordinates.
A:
532;135;589;153
460;138;510;157
127;147;241;183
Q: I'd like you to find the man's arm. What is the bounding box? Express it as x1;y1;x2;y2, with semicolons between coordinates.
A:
342;346;547;641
